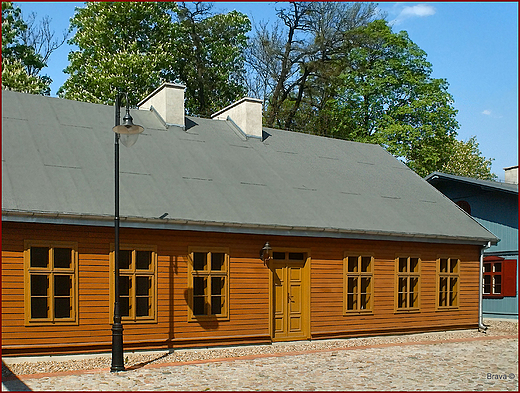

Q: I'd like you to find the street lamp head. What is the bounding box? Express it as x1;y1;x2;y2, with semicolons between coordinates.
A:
113;108;144;135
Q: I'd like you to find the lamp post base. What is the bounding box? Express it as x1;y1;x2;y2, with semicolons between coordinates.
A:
110;323;124;372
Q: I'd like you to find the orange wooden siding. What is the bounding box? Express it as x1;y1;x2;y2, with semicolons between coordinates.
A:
1;222;481;355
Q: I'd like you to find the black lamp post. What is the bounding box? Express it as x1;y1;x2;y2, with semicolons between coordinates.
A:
111;91;144;372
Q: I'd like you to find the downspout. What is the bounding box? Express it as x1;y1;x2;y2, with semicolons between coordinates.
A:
478;241;491;332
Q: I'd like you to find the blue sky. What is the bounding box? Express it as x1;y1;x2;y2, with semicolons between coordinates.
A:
16;1;518;179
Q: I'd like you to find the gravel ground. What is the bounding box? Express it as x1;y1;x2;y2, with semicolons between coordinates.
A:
2;319;517;378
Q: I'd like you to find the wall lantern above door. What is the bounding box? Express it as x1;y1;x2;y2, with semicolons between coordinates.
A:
260;242;273;265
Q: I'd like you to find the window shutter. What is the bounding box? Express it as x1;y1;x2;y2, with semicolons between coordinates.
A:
502;259;517;297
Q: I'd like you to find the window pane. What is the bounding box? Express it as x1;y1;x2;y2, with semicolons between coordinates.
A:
484;263;492;273
273;252;285;260
136;297;150;317
397;292;406;308
193;252;206;270
439;288;447;307
494;275;502;294
449;259;458;273
54;248;72;269
136;251;152;270
494;263;502;273
193;277;206;296
449;291;457;307
30;247;49;268
348;257;358;273
410;277;419;294
120;276;130;296
398;258;407;272
347;277;358;294
439;277;448;293
211;253;225;271
360;293;370;310
120;296;130;317
211;277;224;296
398;277;407;293
410;258;419;273
54;298;71;319
31;297;48;319
439;259;448;273
136;276;150;296
31;275;48;296
346;293;356;310
54;275;71;297
409;292;418;308
193;297;205;315
449;277;457;293
211;295;222;315
119;250;131;270
361;257;371;272
288;252;304;261
483;275;491;294
361;277;371;293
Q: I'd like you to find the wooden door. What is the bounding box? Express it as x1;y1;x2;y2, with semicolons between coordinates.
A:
271;252;309;341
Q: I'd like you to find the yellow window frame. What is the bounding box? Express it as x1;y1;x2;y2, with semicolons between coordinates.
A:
343;253;374;314
187;248;230;322
109;244;158;323
23;241;79;326
395;256;421;312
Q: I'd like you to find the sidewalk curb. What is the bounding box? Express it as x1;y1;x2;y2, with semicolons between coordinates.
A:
4;334;517;382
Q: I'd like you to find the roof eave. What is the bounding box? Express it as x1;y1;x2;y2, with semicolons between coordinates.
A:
2;210;498;246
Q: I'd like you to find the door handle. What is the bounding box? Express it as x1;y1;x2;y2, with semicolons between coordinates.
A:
288;293;293;302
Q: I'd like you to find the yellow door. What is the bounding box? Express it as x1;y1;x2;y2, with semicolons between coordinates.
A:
271;252;309;341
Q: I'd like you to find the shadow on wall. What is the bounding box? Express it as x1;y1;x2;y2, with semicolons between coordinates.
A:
184;288;219;330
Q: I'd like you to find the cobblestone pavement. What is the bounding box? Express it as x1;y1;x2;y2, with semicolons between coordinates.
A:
2;335;518;391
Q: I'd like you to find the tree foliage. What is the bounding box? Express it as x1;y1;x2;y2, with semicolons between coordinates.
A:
441;136;496;180
250;5;462;177
246;1;378;130
324;20;460;177
58;1;176;106
167;3;250;117
1;1;62;94
58;1;251;115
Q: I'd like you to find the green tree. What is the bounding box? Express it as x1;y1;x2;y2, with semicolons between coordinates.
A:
58;2;251;115
168;2;251;117
441;136;496;180
246;1;378;129
1;1;53;94
291;20;459;177
58;1;176;105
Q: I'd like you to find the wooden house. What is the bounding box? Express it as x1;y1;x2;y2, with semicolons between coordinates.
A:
426;171;518;319
2;85;498;356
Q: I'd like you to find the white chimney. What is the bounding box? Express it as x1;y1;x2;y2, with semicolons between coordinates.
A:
211;98;263;139
138;83;185;128
504;165;518;184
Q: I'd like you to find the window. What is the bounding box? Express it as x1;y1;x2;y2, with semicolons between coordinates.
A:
110;245;157;322
344;255;373;313
456;200;471;215
188;249;229;320
395;257;420;311
437;258;459;309
24;241;78;325
483;256;517;298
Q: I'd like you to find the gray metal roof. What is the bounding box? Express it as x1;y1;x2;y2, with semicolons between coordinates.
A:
2;90;497;244
425;172;518;195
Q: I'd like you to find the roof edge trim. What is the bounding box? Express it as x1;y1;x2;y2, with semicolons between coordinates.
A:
2;211;498;246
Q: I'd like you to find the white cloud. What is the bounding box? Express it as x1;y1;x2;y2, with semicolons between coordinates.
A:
482;110;492;116
401;4;436;18
391;3;436;25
